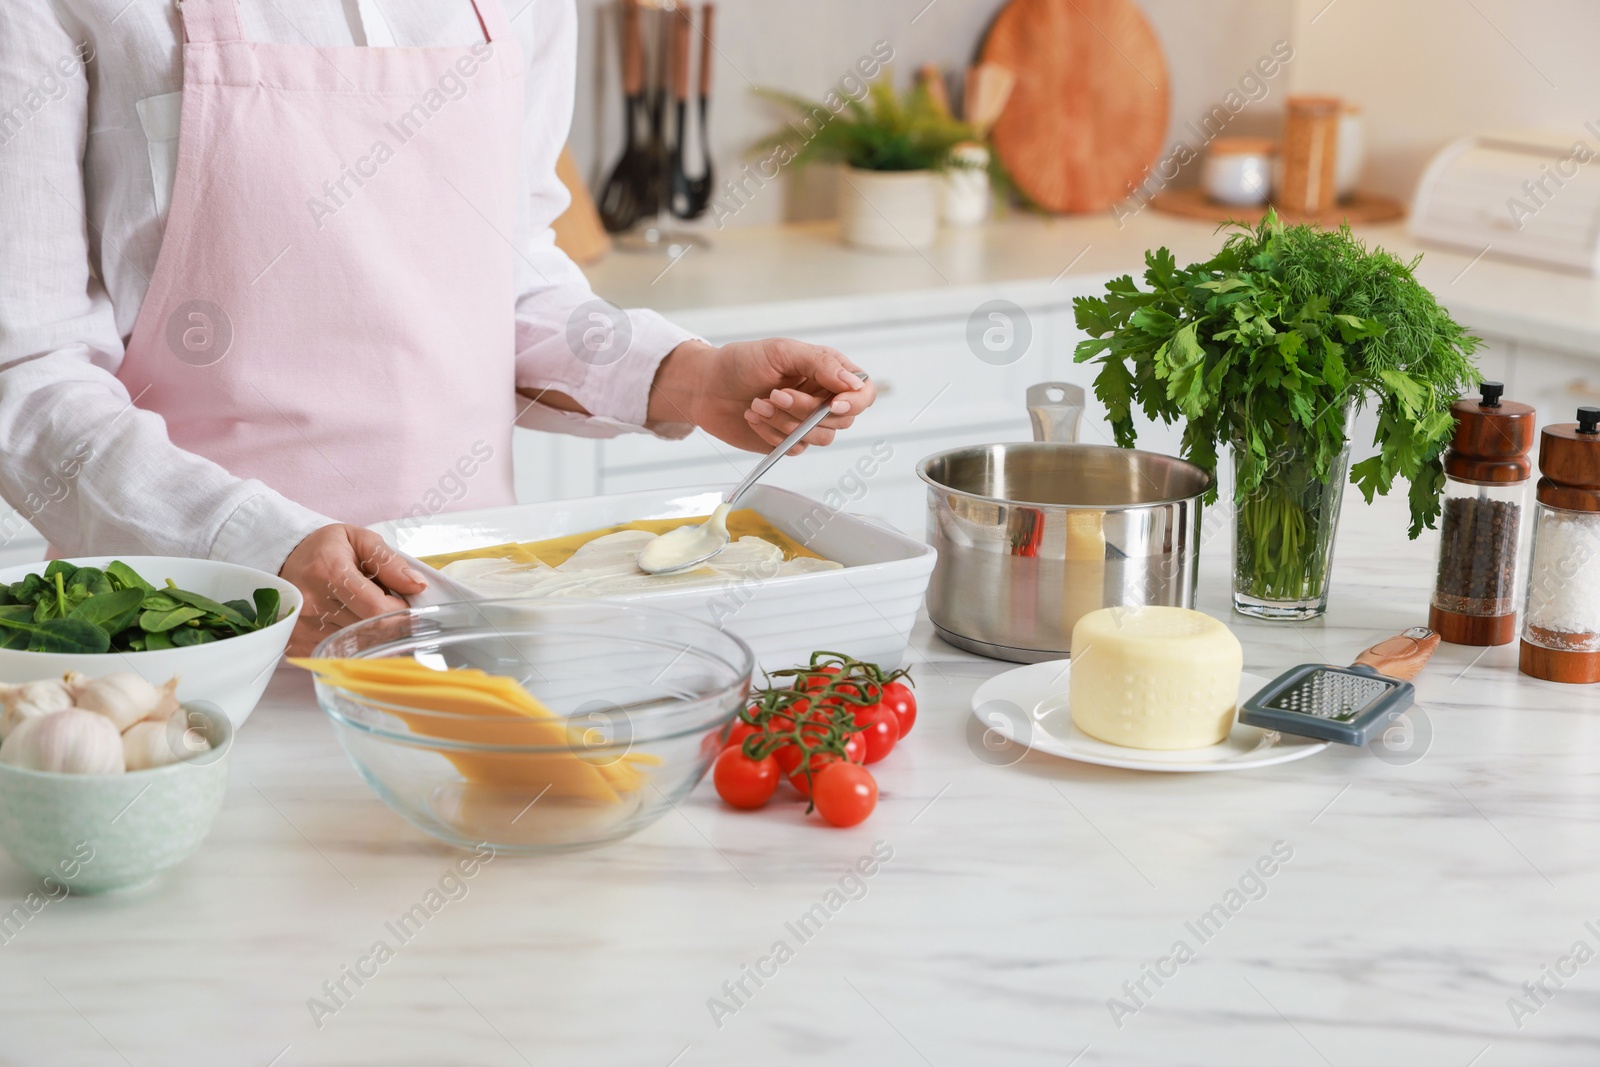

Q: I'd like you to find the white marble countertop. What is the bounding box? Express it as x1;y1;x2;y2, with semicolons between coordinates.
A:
3;487;1597;1066
589;214;1600;356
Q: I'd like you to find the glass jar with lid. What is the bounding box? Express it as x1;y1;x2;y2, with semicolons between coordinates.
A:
1429;382;1535;645
1520;406;1600;683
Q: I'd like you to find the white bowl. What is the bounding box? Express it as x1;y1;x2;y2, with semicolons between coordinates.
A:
0;556;300;728
369;484;936;673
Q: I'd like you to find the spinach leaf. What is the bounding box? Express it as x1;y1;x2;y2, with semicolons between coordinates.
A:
139;592;183;613
140;606;207;633
223;599;258;625
65;566;112;599
163;583;254;629
170;627;216;647
0;614;110;654
253;588;281;630
42;560;77;583
142;630;174;651
9;573;46;605
0;586;13;607
70;588;145;636
105;560;155;593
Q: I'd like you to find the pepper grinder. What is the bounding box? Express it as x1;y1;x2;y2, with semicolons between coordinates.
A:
1520;406;1600;683
1428;381;1535;645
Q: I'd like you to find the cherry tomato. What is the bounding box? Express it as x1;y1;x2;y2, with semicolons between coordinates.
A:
797;665;844;693
712;748;780;810
782;747;852;798
811;762;878;827
722;719;762;752
881;680;917;738
851;702;898;763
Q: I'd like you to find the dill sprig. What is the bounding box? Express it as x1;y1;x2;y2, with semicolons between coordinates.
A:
1073;210;1481;539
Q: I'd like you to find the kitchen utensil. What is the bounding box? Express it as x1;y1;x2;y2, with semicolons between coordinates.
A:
617;3;708;255
667;6;695;220
1429;381;1536;646
0;703;232;893
312;600;752;854
0;556;301;728
917;385;1211;662
1201;137;1274;207
597;0;649;233
640;2;670;219
1519;406;1600;683
370;484;935;673
671;3;714;220
553;145;612;264
1238;627;1440;744
917;64;952;117
638;377;865;575
979;0;1169;213
971;664;1328;772
963;62;1015;138
1280;95;1342;216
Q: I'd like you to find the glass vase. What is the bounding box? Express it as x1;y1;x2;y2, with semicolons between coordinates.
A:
1231;434;1352;621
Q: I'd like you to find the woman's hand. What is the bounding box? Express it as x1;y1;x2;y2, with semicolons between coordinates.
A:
650;338;876;455
279;524;427;656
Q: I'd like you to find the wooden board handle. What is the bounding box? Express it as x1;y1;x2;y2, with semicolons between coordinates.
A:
621;0;644;97
671;6;692;102
699;4;714;98
1351;627;1440;682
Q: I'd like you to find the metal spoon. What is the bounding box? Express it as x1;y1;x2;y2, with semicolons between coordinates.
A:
637;376;867;575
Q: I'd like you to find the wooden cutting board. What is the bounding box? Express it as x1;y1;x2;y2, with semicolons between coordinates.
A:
981;0;1169;214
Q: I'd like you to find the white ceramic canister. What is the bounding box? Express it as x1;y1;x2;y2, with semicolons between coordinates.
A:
939;143;992;226
1335;105;1365;199
1202;137;1274;206
837;166;939;252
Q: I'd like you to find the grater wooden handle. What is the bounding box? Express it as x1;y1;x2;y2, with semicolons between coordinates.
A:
1351;627;1440;681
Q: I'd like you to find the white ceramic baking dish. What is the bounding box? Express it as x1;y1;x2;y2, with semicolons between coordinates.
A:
368;485;935;673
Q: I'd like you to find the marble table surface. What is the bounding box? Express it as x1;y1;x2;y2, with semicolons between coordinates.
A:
2;488;1597;1067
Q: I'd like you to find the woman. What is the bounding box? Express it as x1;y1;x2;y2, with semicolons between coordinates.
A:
0;0;874;655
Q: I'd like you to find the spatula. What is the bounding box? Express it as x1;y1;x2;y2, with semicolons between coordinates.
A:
597;0;649;232
1237;627;1440;745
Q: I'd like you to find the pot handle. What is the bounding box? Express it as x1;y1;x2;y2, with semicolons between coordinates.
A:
1026;382;1085;444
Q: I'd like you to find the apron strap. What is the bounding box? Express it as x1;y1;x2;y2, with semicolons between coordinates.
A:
469;0;514;45
178;0;246;45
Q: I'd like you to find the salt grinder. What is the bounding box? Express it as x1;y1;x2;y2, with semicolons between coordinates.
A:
1429;382;1535;646
1520;406;1600;683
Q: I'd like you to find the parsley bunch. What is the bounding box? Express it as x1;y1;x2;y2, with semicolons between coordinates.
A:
1072;212;1481;541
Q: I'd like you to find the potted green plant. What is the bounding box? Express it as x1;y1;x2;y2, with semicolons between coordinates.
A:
755;79;985;252
1073;212;1482;619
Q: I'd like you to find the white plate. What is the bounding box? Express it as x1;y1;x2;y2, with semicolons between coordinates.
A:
369;484;935;674
970;660;1330;773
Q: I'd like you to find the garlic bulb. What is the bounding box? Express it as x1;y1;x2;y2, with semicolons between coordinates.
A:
123;711;210;771
0;679;74;740
0;709;125;774
69;672;173;732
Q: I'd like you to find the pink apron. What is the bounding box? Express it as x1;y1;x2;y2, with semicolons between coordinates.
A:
117;0;524;527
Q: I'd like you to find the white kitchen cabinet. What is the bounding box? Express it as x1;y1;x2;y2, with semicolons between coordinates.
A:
1510;341;1600;429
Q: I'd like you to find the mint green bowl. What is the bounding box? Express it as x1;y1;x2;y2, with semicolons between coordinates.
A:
0;706;233;894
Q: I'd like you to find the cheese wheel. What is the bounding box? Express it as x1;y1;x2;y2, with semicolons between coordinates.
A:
1068;607;1243;750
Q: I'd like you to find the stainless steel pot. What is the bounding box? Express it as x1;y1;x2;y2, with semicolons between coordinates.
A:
917;384;1212;662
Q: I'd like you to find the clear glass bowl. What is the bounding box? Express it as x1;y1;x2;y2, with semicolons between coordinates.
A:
311;600;753;854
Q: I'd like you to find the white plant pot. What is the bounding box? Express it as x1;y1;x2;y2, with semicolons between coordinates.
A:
837;167;938;252
940;144;992;226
